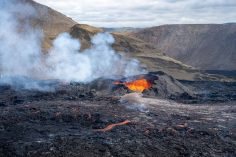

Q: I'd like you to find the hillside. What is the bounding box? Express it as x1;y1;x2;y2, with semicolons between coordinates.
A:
69;25;224;81
23;0;233;81
129;24;236;70
24;0;77;51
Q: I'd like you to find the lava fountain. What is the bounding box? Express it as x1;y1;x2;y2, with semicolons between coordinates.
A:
114;78;152;92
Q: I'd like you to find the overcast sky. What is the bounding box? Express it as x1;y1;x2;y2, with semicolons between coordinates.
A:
35;0;236;28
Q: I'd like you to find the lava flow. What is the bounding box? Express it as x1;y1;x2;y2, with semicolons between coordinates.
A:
114;79;152;92
94;120;131;132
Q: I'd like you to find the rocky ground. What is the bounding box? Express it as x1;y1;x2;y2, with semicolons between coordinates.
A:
0;73;236;157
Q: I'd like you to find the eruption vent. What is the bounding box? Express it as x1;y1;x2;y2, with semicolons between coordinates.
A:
115;79;152;92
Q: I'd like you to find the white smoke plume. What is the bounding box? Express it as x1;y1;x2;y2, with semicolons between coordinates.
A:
0;0;146;90
0;0;43;77
46;32;145;82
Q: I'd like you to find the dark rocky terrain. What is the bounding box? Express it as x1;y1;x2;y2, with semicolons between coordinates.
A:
0;73;236;157
129;24;236;70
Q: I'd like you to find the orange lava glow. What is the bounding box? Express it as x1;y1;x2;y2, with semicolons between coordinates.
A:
94;120;131;132
115;79;152;92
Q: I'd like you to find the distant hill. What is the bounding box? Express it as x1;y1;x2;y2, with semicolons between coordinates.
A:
129;24;236;70
102;27;141;33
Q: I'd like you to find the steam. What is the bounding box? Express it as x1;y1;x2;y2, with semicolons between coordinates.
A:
120;93;149;113
45;32;144;82
0;0;146;90
0;0;43;77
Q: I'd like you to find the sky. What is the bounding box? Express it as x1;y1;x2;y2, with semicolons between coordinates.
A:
34;0;236;28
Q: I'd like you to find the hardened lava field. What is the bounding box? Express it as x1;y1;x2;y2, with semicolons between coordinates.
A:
0;73;236;157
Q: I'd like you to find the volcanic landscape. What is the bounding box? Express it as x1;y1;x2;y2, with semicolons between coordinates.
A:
0;0;236;157
1;72;236;157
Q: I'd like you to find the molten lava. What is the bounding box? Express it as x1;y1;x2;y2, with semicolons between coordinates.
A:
115;79;152;92
94;120;131;132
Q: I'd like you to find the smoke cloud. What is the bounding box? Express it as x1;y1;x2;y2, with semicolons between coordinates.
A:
0;0;43;77
0;0;146;90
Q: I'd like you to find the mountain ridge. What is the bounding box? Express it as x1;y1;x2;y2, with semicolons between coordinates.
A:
129;24;236;70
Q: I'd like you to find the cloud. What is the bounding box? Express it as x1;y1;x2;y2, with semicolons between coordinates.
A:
35;0;236;27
